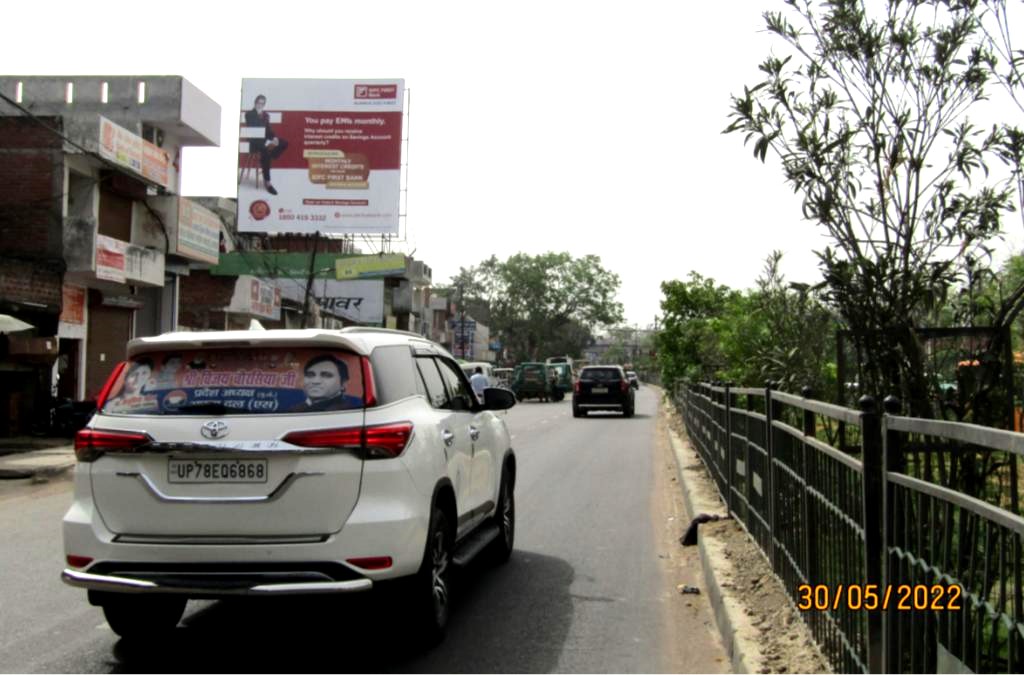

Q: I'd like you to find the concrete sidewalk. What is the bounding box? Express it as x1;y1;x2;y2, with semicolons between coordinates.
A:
0;440;75;481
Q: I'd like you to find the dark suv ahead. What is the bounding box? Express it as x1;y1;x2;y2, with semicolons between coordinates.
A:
572;365;635;418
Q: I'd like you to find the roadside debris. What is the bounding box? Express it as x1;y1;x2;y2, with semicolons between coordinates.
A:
677;584;701;595
679;513;727;546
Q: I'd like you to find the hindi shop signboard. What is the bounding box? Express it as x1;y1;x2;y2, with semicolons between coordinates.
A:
95;234;128;283
237;79;404;236
280;279;384;325
176;198;221;264
98;116;170;189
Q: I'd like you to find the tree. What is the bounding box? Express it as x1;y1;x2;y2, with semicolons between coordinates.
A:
446;252;624;363
724;0;1021;419
656;272;741;386
656;254;837;395
744;252;838;395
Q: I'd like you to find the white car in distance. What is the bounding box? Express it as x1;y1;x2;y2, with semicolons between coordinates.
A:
62;327;517;643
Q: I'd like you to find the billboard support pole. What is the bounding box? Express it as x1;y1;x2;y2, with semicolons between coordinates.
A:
301;231;321;329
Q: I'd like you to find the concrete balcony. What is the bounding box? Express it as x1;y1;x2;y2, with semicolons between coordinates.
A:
63;218;165;289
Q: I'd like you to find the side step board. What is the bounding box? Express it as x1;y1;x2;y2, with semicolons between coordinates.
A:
452;522;500;567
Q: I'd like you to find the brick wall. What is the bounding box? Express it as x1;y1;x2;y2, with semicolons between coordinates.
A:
178;270;235;330
0;258;61;308
0;117;65;261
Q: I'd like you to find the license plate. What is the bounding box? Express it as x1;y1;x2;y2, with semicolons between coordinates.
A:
592;387;608;394
168;458;268;484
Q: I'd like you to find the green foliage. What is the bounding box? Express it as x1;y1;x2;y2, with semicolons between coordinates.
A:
656;272;738;386
447;252;625;363
657;254;837;397
723;0;1021;417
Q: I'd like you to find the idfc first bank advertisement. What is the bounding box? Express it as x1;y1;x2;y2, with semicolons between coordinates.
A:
238;78;404;235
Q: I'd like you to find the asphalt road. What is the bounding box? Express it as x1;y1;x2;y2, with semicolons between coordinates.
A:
0;386;725;673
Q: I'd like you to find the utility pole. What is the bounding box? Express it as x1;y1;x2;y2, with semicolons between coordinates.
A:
300;231;321;329
458;282;466;359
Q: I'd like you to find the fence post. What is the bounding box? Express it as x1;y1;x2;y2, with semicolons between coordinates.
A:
725;382;734;517
765;380;777;569
801;386;817;595
745;390;754;521
881;395;901;674
860;395;883;674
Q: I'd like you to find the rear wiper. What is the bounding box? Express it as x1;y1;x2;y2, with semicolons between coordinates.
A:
172;402;231;415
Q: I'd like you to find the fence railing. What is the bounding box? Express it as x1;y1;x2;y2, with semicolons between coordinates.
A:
674;381;1024;674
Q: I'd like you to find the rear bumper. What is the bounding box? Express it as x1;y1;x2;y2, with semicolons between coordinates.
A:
574;399;629;410
62;568;373;596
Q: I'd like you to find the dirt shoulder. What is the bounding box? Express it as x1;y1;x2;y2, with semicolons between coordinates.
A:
658;389;831;675
650;401;729;673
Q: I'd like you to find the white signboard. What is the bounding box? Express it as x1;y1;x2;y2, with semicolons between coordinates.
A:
237;79;404;235
280;279;384;324
95;234;127;283
177;199;221;264
227;276;282;320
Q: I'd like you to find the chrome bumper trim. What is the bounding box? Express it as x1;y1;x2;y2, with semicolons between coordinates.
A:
61;569;373;595
114;471;324;504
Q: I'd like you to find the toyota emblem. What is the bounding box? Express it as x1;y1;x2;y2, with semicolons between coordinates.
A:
201;420;229;439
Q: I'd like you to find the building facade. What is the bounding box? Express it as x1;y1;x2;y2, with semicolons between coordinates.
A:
0;76;221;434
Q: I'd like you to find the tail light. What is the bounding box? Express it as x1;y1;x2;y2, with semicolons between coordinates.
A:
66;555;93;568
620;379;630;393
364;423;413;459
360;356;377;407
95;361;128;410
282;427;363;449
74;428;153;462
574;380;581;394
283;422;413;459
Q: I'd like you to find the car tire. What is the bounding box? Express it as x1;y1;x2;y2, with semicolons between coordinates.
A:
412;505;453;644
488;469;515;564
100;594;186;639
623;403;635;418
573;405;585;418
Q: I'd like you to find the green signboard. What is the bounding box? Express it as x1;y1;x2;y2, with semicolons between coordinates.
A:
212;252;407;279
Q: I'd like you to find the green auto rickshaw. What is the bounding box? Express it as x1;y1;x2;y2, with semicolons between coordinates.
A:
511;362;564;402
546;361;574;395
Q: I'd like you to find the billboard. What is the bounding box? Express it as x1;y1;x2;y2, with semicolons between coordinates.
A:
237;79;404;235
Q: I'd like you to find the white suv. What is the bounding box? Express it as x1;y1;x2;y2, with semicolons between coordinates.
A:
61;328;517;642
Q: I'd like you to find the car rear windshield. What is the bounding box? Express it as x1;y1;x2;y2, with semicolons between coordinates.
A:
581;368;621;382
101;347;365;415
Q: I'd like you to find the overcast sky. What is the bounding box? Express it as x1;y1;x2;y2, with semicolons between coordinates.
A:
6;0;1024;328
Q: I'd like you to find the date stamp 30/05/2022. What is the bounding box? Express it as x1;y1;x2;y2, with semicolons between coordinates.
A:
796;584;963;612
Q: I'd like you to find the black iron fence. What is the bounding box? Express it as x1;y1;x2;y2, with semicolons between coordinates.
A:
674;382;1024;674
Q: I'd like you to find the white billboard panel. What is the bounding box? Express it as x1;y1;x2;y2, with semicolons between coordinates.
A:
237;79;404;235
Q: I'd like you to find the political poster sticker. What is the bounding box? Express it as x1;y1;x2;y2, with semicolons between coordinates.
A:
237;78;404;235
101;349;365;415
